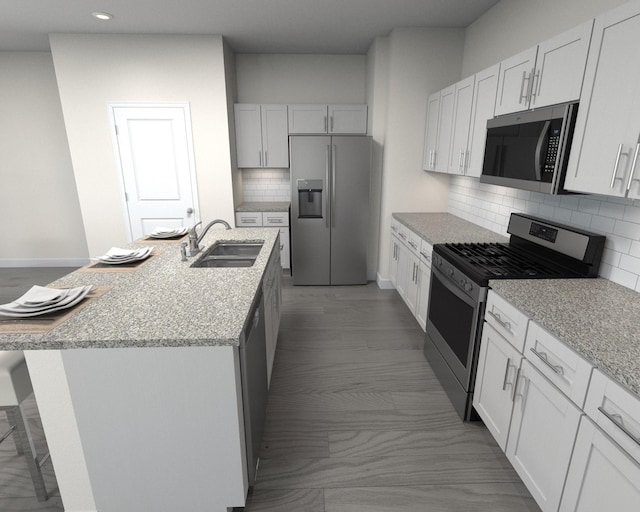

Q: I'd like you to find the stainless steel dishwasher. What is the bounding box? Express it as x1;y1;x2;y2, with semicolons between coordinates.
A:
239;290;268;489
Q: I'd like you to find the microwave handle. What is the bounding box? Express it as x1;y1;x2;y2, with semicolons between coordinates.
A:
534;120;551;181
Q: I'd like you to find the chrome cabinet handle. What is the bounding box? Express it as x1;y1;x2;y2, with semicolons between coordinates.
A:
420;251;431;262
259;151;262;166
626;143;640;191
529;69;540;104
408;240;417;250
598;406;640;447
264;151;268;167
324;116;328;133
391;225;398;232
487;309;512;333
610;144;626;188
519;71;530;104
330;116;334;132
502;358;513;391
332;145;336;228
399;232;407;240
511;368;522;401
530;347;564;376
325;145;330;228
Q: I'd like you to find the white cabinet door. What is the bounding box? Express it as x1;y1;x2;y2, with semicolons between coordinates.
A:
260;104;289;168
423;91;441;171
506;360;582;512
415;260;430;332
234;104;263;168
434;84;455;173
495;46;538;116
474;323;523;451
530;21;593;109
467;64;499;178
235;104;288;168
389;235;400;287
279;227;290;270
448;76;475;175
395;240;409;300
565;3;640;198
288;104;328;134
403;250;420;314
560;416;640;512
328;105;367;134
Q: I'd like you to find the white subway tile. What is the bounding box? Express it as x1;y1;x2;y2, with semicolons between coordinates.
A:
553;208;572;223
602;248;621;267
560;196;580;210
570;211;592;229
599;201;625;219
605;234;632;254
590;215;615;234
578;198;601;215
630;241;640;258
613;219;640;239
606;265;639;289
620;254;640;275
623;204;640;223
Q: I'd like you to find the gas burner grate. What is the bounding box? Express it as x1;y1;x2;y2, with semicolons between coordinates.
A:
443;242;573;280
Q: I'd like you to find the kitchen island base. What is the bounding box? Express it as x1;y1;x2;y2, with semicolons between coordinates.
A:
25;346;248;512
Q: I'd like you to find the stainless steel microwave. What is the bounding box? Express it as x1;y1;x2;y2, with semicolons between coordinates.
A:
480;102;578;194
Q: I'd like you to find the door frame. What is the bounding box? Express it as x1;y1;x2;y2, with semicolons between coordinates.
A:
108;102;201;242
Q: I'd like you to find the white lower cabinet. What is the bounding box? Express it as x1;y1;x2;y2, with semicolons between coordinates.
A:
263;244;282;386
235;210;290;269
506;359;583;512
389;219;432;331
560;416;640;512
474;322;523;451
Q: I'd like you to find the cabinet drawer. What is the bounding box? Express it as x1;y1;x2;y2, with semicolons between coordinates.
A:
419;240;433;266
584;369;640;463
405;230;421;255
485;291;529;353
524;321;593;408
235;212;262;227
390;218;400;237
262;212;289;226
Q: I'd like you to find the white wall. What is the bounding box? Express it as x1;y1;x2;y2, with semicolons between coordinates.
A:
49;34;236;256
376;28;465;284
450;0;640;291
0;52;88;266
235;54;366;103
462;0;627;76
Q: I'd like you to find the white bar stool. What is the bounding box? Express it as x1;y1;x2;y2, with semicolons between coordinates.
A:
0;351;49;501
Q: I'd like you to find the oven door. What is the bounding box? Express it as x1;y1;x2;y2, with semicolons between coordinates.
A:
425;262;485;391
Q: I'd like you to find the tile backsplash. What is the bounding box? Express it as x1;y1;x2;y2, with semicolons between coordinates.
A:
242;169;291;202
449;176;640;292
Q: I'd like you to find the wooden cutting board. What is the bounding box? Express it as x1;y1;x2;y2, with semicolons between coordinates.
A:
0;285;111;334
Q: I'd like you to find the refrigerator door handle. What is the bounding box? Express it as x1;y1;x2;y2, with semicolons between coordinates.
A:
325;145;330;228
332;144;337;228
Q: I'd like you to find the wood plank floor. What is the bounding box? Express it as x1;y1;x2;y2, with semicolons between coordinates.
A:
0;269;538;511
240;275;539;511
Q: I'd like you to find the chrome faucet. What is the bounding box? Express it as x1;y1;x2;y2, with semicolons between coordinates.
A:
187;219;231;256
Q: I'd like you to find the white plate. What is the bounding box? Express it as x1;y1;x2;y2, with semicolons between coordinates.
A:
97;247;153;264
13;285;69;306
0;285;93;317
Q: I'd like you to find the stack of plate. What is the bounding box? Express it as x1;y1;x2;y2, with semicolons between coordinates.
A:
0;285;93;318
148;227;188;239
98;247;153;265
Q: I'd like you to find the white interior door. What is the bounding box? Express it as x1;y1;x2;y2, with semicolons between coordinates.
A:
111;104;199;240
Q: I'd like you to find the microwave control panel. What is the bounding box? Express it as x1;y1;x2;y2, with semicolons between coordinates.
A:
543;126;562;174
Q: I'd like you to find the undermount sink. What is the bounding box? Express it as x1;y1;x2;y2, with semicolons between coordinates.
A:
191;241;263;268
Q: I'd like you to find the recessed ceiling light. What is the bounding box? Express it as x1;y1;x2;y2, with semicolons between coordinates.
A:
92;12;113;21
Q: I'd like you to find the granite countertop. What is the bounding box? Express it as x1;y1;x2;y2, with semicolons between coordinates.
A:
392;212;508;244
0;228;279;351
490;278;640;398
236;201;290;212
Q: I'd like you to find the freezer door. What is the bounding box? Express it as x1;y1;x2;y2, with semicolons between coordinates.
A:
290;136;331;285
330;136;371;285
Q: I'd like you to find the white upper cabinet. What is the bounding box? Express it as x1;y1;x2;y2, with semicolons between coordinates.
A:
234;104;289;168
434;84;455;173
288;104;367;134
447;75;476;175
467;64;500;178
328;105;367;134
423;91;441;171
495;21;593;116
565;3;640;198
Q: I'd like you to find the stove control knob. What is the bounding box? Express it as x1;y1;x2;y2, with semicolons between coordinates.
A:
465;281;473;292
447;268;455;277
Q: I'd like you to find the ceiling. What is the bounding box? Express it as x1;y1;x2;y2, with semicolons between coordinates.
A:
1;0;500;54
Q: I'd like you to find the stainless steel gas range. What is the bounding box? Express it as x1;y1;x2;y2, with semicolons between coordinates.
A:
424;213;605;421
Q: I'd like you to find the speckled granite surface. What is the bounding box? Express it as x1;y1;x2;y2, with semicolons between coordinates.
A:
0;228;279;350
392;213;508;244
490;279;640;398
236;201;290;212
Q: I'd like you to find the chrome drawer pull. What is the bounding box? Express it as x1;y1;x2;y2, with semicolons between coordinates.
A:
399;233;407;240
610;144;626;188
502;358;512;391
530;347;564;376
408;240;417;249
487;310;512;332
598;406;640;447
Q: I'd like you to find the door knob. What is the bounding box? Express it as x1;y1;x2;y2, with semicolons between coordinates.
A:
186;208;193;215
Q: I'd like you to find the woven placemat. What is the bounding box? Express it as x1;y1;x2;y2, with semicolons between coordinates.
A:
0;286;112;334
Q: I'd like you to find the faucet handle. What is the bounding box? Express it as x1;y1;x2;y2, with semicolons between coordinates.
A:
180;242;188;261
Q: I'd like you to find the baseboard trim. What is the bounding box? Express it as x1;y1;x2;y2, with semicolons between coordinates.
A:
376;273;395;290
0;258;90;268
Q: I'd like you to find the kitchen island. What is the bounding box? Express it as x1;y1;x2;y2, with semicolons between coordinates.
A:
0;227;280;512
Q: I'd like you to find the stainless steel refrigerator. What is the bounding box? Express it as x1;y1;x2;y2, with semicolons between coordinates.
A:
290;135;371;285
